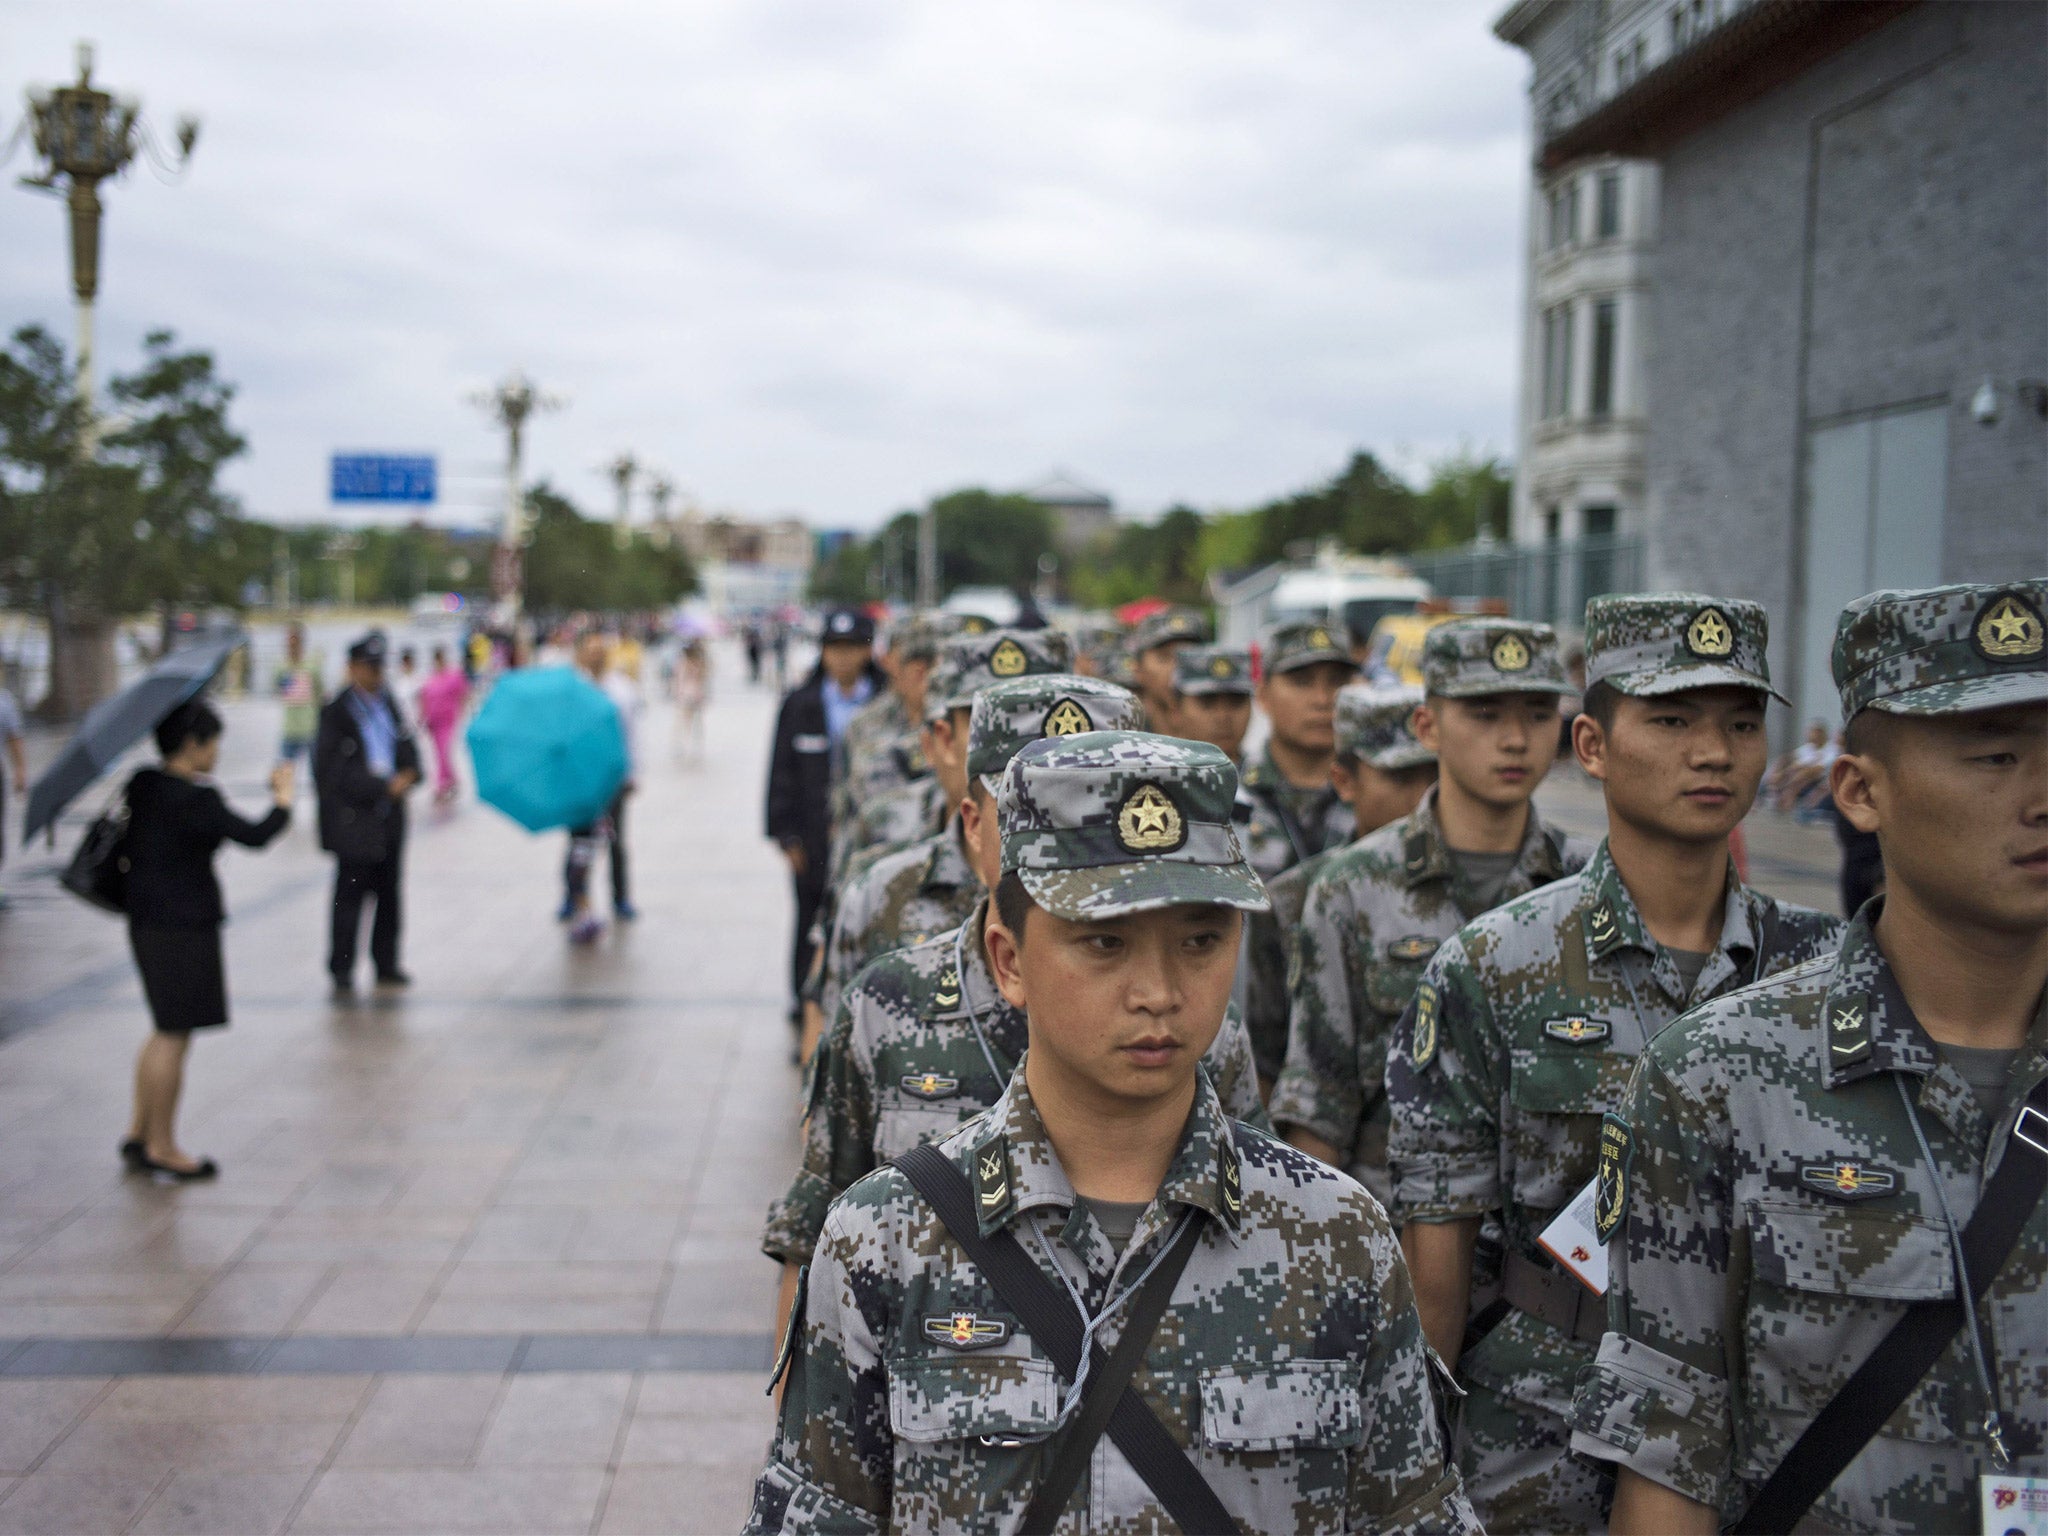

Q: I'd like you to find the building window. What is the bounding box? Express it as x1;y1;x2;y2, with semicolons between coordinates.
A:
1581;504;1620;599
1541;303;1576;420
1596;173;1621;239
1547;177;1581;250
1590;299;1618;417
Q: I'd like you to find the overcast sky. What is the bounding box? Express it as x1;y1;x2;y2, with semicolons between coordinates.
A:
2;1;1533;532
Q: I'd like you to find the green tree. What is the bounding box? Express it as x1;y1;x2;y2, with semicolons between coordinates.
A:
930;489;1053;594
518;481;696;614
0;325;259;717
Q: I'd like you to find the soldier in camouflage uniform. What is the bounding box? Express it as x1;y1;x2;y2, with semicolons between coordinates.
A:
1244;682;1436;1085
1386;596;1842;1533
832;613;942;841
1124;606;1209;729
765;677;1271;1271
1271;620;1593;1205
1070;620;1126;683
1575;582;2048;1536
1170;645;1254;764
1239;621;1359;883
751;730;1478;1535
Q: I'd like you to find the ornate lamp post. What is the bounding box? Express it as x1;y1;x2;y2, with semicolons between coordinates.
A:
606;452;639;550
470;369;564;619
12;43;198;409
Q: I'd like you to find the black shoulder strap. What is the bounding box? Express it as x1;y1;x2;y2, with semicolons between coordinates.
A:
1732;1075;2048;1534
892;1143;1235;1536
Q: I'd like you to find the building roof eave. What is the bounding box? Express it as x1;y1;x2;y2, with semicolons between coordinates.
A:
1539;0;1918;169
1494;0;1562;47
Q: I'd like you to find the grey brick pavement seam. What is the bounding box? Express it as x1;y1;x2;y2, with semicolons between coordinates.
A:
1;1373;119;1482
587;1370;645;1536
276;1367;381;1536
114;1466;179;1536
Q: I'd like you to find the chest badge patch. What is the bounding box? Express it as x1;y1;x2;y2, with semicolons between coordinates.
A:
973;1134;1013;1222
1799;1161;1898;1202
1388;935;1439;964
1411;982;1440;1071
1116;783;1186;853
988;638;1028;677
1686;606;1736;658
1594;1115;1632;1244
1491;633;1530;672
1545;1016;1612;1045
925;1311;1012;1351
901;1072;960;1101
932;967;961;1009
1043;698;1093;737
1974;592;2045;661
1827;994;1873;1067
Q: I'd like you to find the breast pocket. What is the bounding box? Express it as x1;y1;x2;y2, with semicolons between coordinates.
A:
887;1354;1061;1527
873;1103;970;1163
1507;1044;1638;1212
1197;1360;1362;1533
1742;1200;1960;1445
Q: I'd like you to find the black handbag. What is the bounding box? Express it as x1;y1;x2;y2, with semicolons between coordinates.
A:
62;790;132;915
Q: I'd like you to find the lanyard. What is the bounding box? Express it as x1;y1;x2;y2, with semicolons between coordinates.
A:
1892;1074;2012;1467
951;919;1011;1091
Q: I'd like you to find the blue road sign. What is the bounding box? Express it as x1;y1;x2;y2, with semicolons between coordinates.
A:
331;454;437;504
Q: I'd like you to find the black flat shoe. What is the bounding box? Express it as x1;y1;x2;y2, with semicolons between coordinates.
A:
374;970;411;988
119;1138;146;1171
141;1154;218;1182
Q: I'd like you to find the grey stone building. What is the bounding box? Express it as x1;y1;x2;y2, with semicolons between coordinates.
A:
1499;0;2046;732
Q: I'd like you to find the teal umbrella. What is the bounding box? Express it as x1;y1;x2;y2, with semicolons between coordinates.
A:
466;666;627;832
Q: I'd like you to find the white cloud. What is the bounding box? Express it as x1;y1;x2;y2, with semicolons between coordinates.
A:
1;0;1531;530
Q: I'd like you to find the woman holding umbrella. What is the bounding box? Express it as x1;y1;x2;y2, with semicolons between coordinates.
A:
120;699;293;1179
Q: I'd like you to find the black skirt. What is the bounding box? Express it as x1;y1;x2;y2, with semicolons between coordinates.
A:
129;924;228;1034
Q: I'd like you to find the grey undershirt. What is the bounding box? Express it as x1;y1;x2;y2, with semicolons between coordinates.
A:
1940;1043;2021;1124
1664;946;1713;1001
1077;1196;1149;1254
1448;848;1519;911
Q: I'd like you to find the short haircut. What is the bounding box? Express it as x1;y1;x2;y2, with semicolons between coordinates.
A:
1842;708;1897;760
1581;679;1622;732
994;870;1035;944
155;699;223;758
966;776;994;809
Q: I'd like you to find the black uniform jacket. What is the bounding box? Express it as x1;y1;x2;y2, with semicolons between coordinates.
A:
765;660;885;869
313;690;420;865
123;768;290;928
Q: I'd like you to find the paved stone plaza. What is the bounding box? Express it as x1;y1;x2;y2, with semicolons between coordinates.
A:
0;647;1843;1534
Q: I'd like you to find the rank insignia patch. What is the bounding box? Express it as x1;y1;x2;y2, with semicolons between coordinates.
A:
1042;698;1093;737
1218;1143;1243;1224
1587;902;1621;949
1827;994;1872;1067
1974;592;2045;661
1594;1115;1632;1244
1388;935;1439;964
1686;606;1735;658
1412;982;1440;1071
1116;782;1186;853
1799;1161;1898;1202
989;638;1028;677
900;1072;961;1101
932;967;961;1008
1545;1017;1612;1044
973;1135;1013;1222
1491;633;1530;672
924;1312;1013;1351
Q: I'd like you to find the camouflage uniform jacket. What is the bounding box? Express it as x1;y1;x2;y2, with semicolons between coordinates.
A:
1270;787;1590;1200
1242;844;1345;1084
833;690;928;837
1238;748;1353;883
816;817;981;1033
750;1063;1480;1535
1571;908;2048;1531
1386;840;1840;1419
763;898;1272;1266
828;774;947;894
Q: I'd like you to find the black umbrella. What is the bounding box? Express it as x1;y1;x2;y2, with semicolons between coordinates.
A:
23;630;246;844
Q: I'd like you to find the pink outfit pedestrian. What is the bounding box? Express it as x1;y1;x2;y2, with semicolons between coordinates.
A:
417;664;469;800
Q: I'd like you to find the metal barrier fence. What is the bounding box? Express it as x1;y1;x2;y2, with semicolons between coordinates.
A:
1403;535;1644;630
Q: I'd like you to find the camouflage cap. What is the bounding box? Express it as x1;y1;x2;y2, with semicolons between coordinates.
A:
884;612;945;665
1127;606;1210;654
1336;682;1433;771
1264;621;1358;677
1421;618;1567;697
1173;646;1254;697
1833;581;2048;719
998;731;1270;921
967;674;1144;783
1584;593;1786;703
924;627;1075;722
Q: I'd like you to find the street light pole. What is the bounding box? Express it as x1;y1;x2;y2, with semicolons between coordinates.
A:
470;369;563;622
606;452;638;551
13;42;198;414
